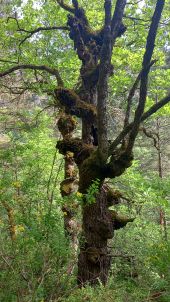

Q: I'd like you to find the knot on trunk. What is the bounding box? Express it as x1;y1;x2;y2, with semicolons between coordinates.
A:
85;247;106;264
57;114;77;139
60;177;78;196
109;210;135;230
103;184;123;206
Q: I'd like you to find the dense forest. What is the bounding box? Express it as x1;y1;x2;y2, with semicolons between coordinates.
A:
0;0;170;301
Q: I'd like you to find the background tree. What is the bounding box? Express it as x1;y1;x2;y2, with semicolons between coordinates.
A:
0;0;170;287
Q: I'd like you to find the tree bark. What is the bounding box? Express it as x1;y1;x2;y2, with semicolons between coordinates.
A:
77;187;112;285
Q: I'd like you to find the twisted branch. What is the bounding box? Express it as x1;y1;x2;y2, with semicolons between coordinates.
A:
141;127;159;150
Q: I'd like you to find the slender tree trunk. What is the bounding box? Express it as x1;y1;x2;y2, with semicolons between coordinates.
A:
156;116;167;241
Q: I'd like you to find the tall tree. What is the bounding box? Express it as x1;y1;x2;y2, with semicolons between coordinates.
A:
0;0;170;286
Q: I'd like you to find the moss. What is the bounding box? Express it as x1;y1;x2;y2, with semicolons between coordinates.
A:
65;151;76;178
81;25;104;46
65;151;74;159
60;177;78;196
106;151;134;178
55;88;97;122
56;138;95;166
109;210;135;230
79;151;105;193
55;88;78;107
57;114;77;138
56;138;83;156
67;10;104;46
105;186;123;206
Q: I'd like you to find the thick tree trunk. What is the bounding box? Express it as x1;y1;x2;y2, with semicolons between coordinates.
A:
77;183;133;286
77;187;112;285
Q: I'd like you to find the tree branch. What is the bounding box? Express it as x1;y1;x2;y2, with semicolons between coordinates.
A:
72;0;79;10
141;127;159;150
0;64;64;86
111;0;127;44
55;88;97;121
97;0;112;161
0;58;18;64
125;0;165;154
56;0;75;13
123;59;157;128
142;94;170;121
123;15;151;23
123;15;170;26
7;16;69;46
18;25;69;46
108;93;170;155
104;0;112;26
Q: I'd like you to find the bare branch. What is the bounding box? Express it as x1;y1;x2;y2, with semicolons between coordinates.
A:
142;94;170;121
18;25;69;46
0;58;18;64
125;0;165;154
17;26;69;34
111;0;127;43
141;127;159;150
7;16;21;28
152;64;170;70
123;59;157;128
123;14;170;26
123;15;151;23
7;15;69;47
0;64;64;87
127;0;144;4
108;93;170;155
56;0;75;13
104;0;112;27
72;0;79;10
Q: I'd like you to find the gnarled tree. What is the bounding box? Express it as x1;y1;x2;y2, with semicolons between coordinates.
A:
0;0;170;286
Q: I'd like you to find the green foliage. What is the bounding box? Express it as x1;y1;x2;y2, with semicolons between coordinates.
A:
85;178;100;204
0;110;73;302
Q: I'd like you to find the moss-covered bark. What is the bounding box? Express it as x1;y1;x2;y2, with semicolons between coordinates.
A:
77;186;134;285
55;0;135;287
57;114;79;257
